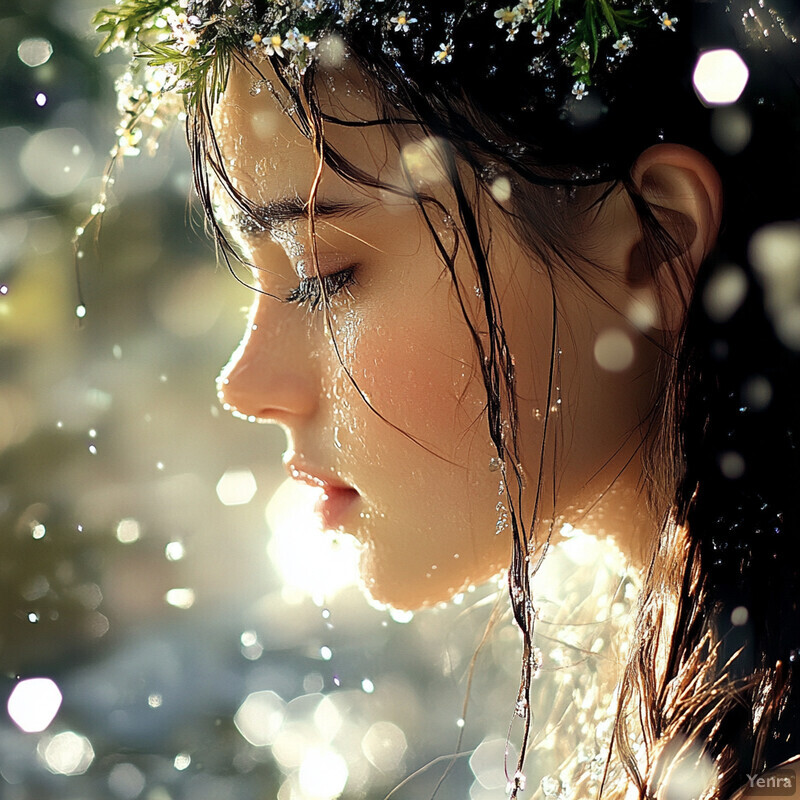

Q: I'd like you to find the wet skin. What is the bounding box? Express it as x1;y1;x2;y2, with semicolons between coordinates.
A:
213;59;662;609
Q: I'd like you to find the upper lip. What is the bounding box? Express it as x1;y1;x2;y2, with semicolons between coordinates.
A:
284;458;357;493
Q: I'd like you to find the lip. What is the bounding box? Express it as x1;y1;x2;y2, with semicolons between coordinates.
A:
285;461;361;531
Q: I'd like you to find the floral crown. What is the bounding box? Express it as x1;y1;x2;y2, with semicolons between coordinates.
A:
94;0;679;158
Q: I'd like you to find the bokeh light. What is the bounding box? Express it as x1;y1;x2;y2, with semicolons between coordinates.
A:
361;721;407;772
593;328;634;372
19;128;93;197
39;731;95;776
17;37;53;67
216;468;258;506
298;747;348;799
233;690;286;747
7;678;63;733
692;49;749;105
165;588;196;609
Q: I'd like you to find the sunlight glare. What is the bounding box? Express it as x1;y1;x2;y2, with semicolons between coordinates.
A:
266;479;361;604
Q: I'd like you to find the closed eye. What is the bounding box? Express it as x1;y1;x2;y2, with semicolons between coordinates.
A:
283;267;357;310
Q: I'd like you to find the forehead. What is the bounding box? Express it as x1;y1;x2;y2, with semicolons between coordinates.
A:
211;59;400;209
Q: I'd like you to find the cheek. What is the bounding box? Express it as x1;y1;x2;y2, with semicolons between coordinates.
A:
329;301;485;455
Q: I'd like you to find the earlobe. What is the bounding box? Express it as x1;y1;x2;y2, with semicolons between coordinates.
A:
627;144;723;331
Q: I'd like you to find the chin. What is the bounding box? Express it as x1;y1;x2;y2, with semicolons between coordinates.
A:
358;548;507;611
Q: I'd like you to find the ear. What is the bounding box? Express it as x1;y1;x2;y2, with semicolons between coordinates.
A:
627;144;723;331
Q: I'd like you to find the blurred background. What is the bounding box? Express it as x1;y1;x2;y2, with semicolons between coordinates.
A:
0;2;536;798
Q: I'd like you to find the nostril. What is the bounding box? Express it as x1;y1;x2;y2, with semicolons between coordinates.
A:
216;358;318;423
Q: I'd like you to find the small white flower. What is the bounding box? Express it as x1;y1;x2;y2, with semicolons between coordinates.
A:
659;11;678;30
246;32;263;50
532;23;550;44
494;7;522;28
515;0;539;13
613;33;632;55
264;33;285;57
166;10;201;51
506;25;520;41
283;27;302;51
390;10;417;32
528;55;546;74
117;126;142;157
572;81;588;100
432;41;453;63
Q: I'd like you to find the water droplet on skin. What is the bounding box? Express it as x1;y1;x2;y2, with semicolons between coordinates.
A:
489;456;502;472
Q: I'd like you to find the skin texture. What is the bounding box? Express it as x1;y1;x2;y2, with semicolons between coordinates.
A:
212;59;721;609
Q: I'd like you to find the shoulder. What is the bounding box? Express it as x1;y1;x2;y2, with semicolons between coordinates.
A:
730;757;800;799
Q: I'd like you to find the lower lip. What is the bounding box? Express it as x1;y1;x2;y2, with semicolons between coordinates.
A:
315;486;360;530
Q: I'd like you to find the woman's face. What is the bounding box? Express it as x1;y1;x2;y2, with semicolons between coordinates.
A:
213;61;658;609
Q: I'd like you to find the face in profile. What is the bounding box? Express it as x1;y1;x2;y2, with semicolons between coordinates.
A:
212;60;659;609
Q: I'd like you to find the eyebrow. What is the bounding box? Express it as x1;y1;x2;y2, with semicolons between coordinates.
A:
232;196;371;236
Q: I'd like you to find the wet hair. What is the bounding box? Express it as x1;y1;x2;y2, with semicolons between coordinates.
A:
190;0;800;796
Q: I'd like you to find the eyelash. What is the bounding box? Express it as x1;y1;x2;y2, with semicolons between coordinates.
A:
284;267;357;310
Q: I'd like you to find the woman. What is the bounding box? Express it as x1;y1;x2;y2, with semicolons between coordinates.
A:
92;0;800;796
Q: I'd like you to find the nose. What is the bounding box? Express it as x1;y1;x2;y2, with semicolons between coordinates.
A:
217;295;318;423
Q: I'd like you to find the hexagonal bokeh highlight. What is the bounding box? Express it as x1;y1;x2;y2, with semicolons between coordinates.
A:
7;677;62;733
693;49;749;106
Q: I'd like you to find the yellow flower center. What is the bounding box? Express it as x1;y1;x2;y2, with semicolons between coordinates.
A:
398;14;407;24
252;33;262;43
271;34;282;46
664;17;672;26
